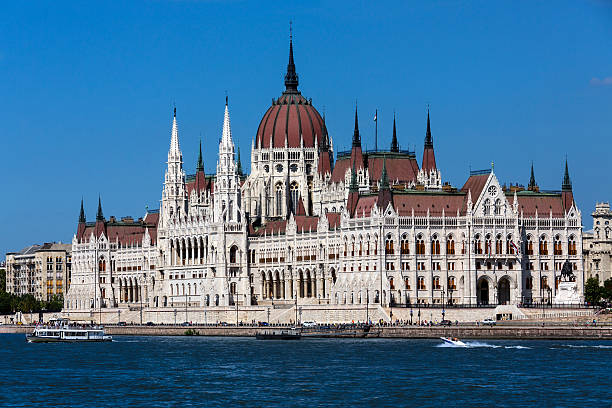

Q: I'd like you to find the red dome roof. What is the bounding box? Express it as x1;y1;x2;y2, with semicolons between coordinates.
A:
256;93;327;149
255;36;328;149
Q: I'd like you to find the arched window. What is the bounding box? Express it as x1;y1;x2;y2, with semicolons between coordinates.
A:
416;235;425;255
526;235;534;255
401;235;410;255
539;235;548;255
483;199;491;215
446;236;455;255
275;182;283;216
229;245;238;264
431;236;440;255
554;235;562;255
290;181;299;214
385;235;394;255
448;276;456;290
418;276;426;290
433;276;441;290
506;235;515;255
474;234;482;255
568;236;577;255
495;234;503;254
541;276;548;289
494;198;502;215
485;234;492;255
404;277;410;290
389;277;395;290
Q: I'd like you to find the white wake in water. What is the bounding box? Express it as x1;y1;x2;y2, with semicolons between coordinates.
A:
437;341;531;349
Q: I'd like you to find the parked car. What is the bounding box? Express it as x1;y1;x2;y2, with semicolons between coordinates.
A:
118;321;127;326
180;322;191;327
440;319;452;326
302;321;317;327
481;318;496;326
146;321;155;326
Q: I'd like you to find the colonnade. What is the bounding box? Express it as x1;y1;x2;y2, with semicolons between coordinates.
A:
118;277;139;303
260;269;329;300
169;237;210;266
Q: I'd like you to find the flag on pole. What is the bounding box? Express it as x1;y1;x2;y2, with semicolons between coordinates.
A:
373;110;377;122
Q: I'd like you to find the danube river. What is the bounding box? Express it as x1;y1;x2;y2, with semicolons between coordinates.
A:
2;334;611;407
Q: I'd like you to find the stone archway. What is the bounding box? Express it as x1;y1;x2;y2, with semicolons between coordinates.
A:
498;277;511;305
477;278;489;305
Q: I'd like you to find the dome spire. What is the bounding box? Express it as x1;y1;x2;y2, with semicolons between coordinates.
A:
284;22;299;93
562;157;572;191
390;113;399;152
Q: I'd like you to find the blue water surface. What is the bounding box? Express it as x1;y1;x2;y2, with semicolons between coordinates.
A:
1;334;611;407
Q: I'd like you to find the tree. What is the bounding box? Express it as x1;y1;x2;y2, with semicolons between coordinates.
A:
584;277;602;305
0;269;5;293
602;278;612;303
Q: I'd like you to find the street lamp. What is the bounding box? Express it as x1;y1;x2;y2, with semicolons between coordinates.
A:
441;288;445;321
118;309;121;324
410;308;413;326
174;308;177;326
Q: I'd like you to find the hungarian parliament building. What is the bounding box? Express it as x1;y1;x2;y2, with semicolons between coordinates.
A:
65;38;584;314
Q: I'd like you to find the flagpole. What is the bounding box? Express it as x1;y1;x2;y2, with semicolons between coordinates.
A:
374;109;378;151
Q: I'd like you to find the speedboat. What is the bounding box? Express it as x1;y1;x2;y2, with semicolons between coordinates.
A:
440;337;467;347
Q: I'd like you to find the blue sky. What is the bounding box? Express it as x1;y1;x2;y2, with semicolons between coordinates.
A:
1;1;611;258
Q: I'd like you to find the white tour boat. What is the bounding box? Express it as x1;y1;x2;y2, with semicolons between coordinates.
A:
26;323;112;343
440;337;467;347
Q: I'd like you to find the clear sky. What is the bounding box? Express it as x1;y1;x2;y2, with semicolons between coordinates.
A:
1;1;611;258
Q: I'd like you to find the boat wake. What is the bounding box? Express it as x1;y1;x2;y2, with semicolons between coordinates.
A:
437;341;531;349
560;344;612;349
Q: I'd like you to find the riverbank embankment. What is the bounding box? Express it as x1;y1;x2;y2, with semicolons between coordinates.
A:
4;324;612;340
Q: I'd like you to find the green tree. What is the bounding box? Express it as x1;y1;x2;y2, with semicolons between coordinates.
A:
0;269;6;293
584;277;602;305
602;278;612;303
44;295;64;312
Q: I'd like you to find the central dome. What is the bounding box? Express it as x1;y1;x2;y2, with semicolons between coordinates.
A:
255;38;327;149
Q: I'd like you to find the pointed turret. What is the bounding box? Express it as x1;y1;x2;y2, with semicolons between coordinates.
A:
77;198;86;240
169;107;181;159
94;196;106;238
421;109;437;172
528;162;537;191
561;158;574;211
284;25;299;93
350;105;364;172
196;139;204;173
237;147;243;176
79;198;86;223
347;161;360;217
96;196;104;221
352;106;361;148
378;156;393;210
390;114;399;152
221;98;233;146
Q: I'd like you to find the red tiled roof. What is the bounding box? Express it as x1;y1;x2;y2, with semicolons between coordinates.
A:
331;154;420;184
78;212;159;245
422;147;436;172
326;212;341;229
295;215;318;232
354;196;378;218
250;219;287;236
461;174;489;200
513;193;565;217
393;193;467;216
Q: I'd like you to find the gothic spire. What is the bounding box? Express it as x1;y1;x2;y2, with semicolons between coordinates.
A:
237;147;243;176
169;106;181;158
196;139;204;172
284;23;299;93
352;105;361;147
562;158;572;191
424;108;432;148
349;161;358;192
380;155;390;191
221;98;233;146
96;196;104;221
528;162;536;191
79;198;86;223
390;114;399;152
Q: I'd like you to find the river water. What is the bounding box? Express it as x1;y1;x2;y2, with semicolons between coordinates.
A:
2;334;611;407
